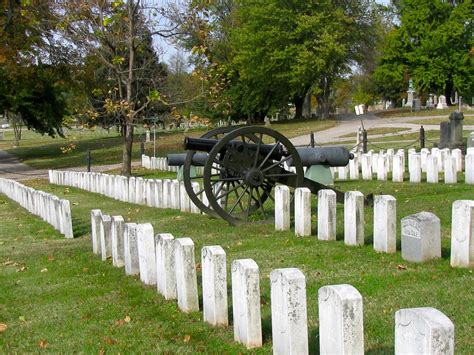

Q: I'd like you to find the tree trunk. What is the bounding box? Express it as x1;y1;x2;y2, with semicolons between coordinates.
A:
121;123;133;176
445;75;454;106
293;95;305;119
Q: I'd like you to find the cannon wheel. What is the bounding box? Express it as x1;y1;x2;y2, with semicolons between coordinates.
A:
183;126;255;218
203;126;304;225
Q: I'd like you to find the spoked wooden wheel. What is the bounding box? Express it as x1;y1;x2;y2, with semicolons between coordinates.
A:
203;126;304;225
183;126;255;217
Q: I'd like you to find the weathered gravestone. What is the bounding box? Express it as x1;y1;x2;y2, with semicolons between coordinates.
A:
395;307;454;355
270;268;308;355
401;212;441;262
450;200;474;268
318;284;364;355
202;245;228;326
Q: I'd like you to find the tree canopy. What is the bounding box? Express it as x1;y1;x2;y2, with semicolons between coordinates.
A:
373;0;473;103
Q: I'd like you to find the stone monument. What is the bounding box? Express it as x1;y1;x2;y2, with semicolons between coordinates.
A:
439;111;464;151
405;79;415;107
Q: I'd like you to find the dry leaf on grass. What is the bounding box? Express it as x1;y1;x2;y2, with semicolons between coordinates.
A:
397;264;408;270
104;337;117;345
0;323;7;332
183;335;191;342
47;255;54;262
124;316;131;323
38;340;48;349
19;316;26;322
40;268;48;273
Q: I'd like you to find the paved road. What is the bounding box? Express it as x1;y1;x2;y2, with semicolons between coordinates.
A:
290;111;474;146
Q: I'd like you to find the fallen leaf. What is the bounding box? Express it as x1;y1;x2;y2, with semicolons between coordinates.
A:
72;202;79;206
99;349;105;355
38;340;48;349
397;264;407;270
40;268;48;273
47;255;54;262
17;266;27;272
183;335;191;342
195;263;202;272
114;319;125;326
19;316;26;322
105;337;117;345
0;323;7;332
3;260;14;266
124;316;131;323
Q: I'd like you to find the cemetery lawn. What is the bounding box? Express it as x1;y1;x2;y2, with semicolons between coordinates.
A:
1;175;473;353
0;120;336;170
338;127;408;138
376;107;474;118
409;116;474;126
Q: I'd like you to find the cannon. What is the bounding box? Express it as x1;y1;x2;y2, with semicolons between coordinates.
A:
179;126;370;225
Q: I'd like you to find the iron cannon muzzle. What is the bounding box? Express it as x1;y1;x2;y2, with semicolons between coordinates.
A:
287;146;353;167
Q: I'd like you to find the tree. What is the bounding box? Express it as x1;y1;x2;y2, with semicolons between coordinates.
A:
54;0;174;176
175;0;379;121
373;0;473;103
0;0;70;139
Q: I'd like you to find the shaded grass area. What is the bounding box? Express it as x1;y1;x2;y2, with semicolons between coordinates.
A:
409;117;474;126
1;177;473;352
2;120;336;170
375;107;474;118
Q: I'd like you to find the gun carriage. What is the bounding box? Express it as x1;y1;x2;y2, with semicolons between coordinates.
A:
168;126;370;225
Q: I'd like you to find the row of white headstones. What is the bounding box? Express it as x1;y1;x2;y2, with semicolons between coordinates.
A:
49;170;203;213
0;177;73;238
141;155;177;172
90;208;455;354
334;147;474;184
277;187;473;268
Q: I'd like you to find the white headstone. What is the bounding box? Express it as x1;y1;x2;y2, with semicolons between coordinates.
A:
275;185;291;231
450;200;474;267
409;154;422;183
174;238;199;312
156;233;176;300
465;154;474;184
202;245;228;326
373;195;397;253
451;148;463;172
318;284;364;355
270;268;308;355
123;223;139;276
377;154;387;181
295;187;311;237
90;209;102;255
401;212;441;262
349;158;359;180
426;155;439;183
111;216;125;267
100;215;112;261
361;154;372;180
344;191;365;246
136;223;157;285
444;155;457;184
338;165;348;180
318;189;337;241
392;154;404;182
231;259;262;349
395;307;454;355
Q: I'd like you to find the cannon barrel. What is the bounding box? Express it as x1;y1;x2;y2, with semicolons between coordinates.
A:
167;153;208;167
289;147;354;167
184;136;287;159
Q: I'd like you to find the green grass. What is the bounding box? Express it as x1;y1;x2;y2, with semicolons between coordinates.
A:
376;107;474;118
1;176;473;352
408;117;474;126
1;120;337;170
339;127;409;139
